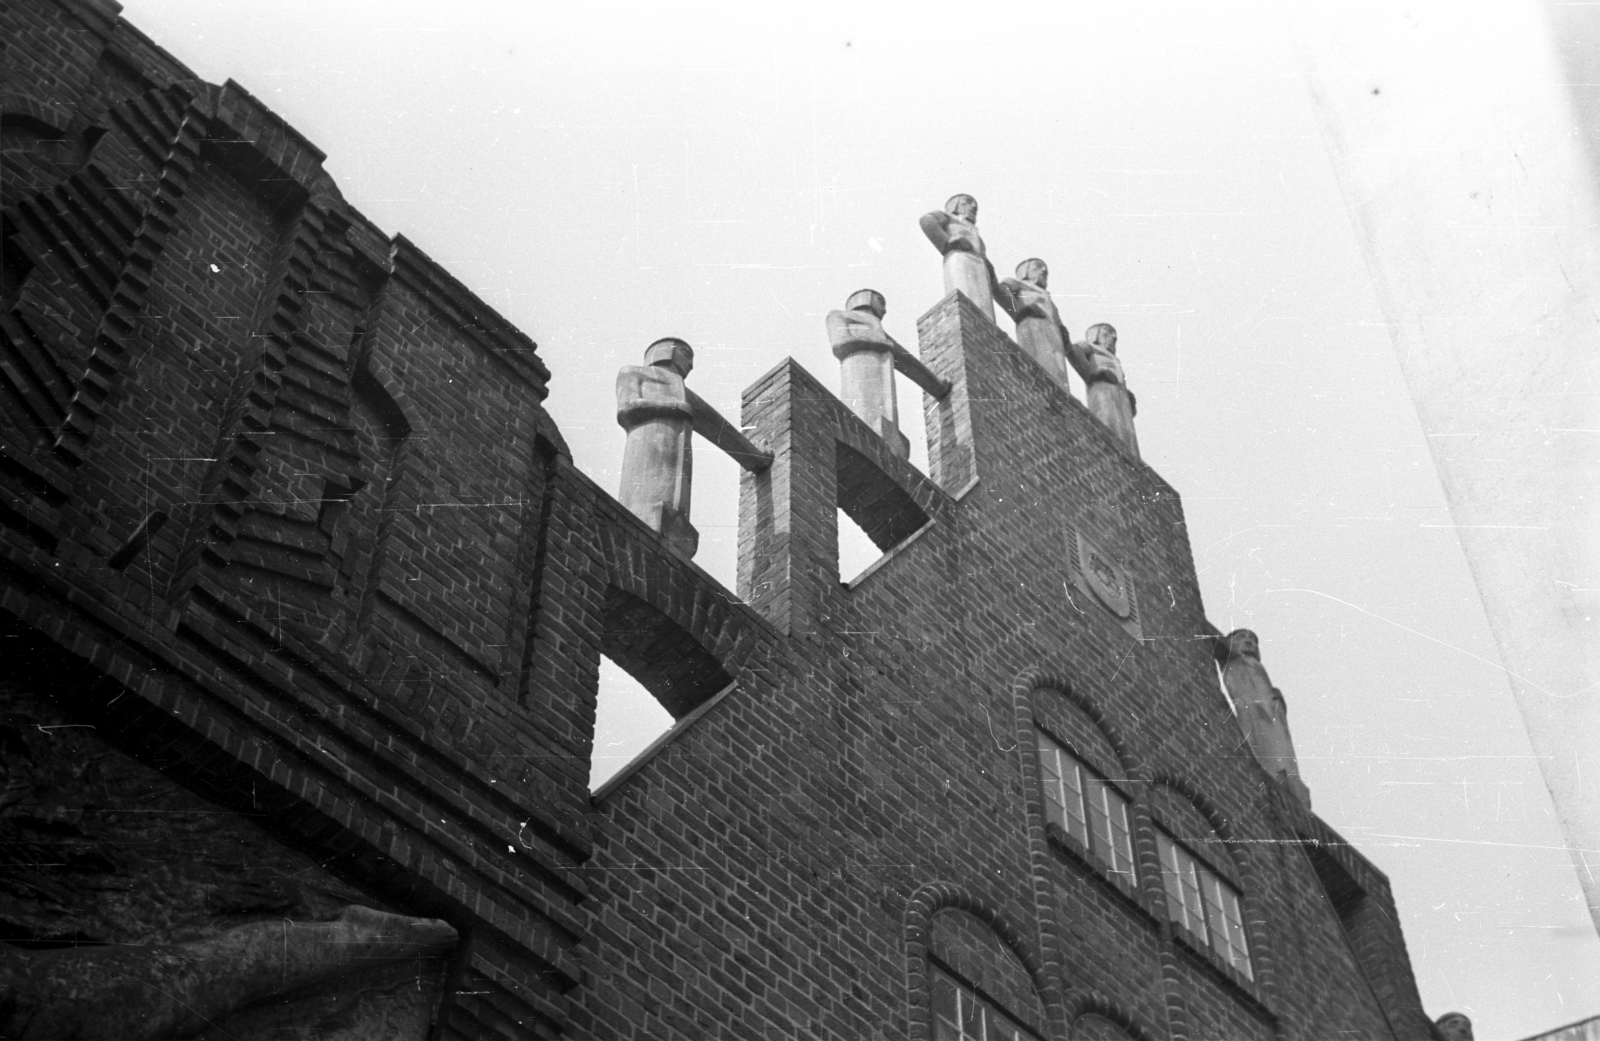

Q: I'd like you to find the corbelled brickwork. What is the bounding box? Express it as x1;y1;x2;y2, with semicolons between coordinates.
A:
2;1;1445;1038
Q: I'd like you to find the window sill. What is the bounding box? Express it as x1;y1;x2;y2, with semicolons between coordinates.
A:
843;517;936;591
1044;822;1156;925
1171;928;1275;1024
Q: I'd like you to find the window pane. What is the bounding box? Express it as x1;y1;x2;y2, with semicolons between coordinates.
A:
960;984;982;1039
1201;871;1230;960
1220;886;1254;980
1085;774;1113;860
1083;775;1137;882
1177;847;1207;941
1060;761;1088;846
1037;734;1066;828
1158;833;1187;925
934;972;961;1041
1106;790;1136;879
1037;732;1088;846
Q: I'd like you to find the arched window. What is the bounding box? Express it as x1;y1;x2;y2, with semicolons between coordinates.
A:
1149;784;1252;981
928;909;1047;1041
906;885;1053;1041
1030;687;1137;886
1035;730;1135;882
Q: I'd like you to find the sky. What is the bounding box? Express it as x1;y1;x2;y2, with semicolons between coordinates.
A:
121;1;1599;1035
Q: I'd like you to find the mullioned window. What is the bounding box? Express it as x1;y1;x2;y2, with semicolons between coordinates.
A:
1035;728;1136;884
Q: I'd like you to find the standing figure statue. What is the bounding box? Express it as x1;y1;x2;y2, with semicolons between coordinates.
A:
919;193;997;320
616;338;699;557
1218;629;1313;810
1070;323;1140;459
827;289;910;459
996;258;1072;392
615;337;773;560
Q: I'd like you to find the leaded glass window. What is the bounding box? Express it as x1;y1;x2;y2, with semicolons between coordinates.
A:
931;965;1040;1041
1156;830;1253;980
1036;729;1135;882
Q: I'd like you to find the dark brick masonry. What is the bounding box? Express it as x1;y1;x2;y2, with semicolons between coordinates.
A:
2;1;1445;1037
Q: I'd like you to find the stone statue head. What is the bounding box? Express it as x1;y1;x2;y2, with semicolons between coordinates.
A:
845;289;887;319
945;194;978;222
1224;628;1261;661
1435;1012;1474;1041
644;337;694;377
1016;258;1048;288
1085;322;1118;353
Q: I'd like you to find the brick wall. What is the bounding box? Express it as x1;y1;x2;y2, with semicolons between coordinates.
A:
1;2;1442;1038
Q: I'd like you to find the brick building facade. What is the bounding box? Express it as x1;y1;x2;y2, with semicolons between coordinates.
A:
1;1;1450;1037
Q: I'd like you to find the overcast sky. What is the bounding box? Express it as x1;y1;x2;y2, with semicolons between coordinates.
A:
123;1;1599;1035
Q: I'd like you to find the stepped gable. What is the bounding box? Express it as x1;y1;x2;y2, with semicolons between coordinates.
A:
2;2;1446;1038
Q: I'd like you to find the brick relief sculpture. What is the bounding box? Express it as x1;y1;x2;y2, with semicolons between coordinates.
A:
1069;527;1142;639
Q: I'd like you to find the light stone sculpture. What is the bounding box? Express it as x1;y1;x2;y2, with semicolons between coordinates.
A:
617;338;700;556
828;289;909;459
1219;629;1313;810
919;193;996;320
616;337;772;558
997;258;1073;392
827;289;952;460
1071;323;1140;459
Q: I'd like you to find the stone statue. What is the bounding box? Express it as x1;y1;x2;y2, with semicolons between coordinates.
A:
616;338;772;558
997;258;1072;391
919;193;997;320
1070;323;1140;459
1219;629;1313;810
616;338;699;557
1435;1013;1474;1041
828;289;910;459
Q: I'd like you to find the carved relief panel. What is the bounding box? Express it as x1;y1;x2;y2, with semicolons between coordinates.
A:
1067;527;1141;639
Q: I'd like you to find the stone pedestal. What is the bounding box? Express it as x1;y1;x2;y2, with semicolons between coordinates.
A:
834;342;910;460
1074;324;1141;461
1087;380;1140;460
943;250;994;321
1013;315;1071;391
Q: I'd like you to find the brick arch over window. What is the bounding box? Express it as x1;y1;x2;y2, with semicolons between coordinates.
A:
1006;665;1149;1032
903;881;1061;1041
1146;772;1278;1000
601;586;733;719
596;503;777;719
1024;676;1139;782
1146;774;1239;881
1011;671;1139;777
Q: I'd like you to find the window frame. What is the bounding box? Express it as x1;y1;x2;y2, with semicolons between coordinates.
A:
1034;727;1137;885
929;960;1043;1041
1156;829;1253;981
